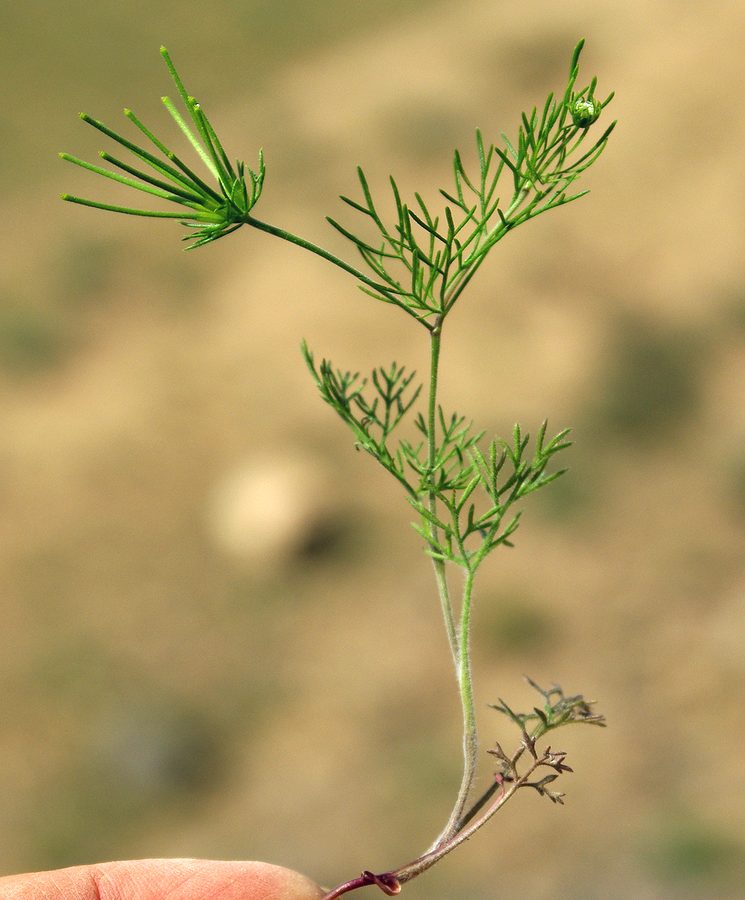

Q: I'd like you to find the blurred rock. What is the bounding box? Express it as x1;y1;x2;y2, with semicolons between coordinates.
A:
205;453;339;567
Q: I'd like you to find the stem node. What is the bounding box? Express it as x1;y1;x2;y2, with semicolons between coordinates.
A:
321;871;402;899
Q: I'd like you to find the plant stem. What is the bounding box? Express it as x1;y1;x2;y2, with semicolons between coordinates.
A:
444;188;529;313
435;565;478;847
426;319;459;667
421;318;478;850
322;871;402;899
321;752;544;898
246;215;425;326
392;757;535;884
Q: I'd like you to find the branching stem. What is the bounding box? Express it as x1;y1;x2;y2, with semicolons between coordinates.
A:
246;215;428;327
321;752;544;898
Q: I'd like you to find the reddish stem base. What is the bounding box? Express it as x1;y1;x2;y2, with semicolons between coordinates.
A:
322;870;402;899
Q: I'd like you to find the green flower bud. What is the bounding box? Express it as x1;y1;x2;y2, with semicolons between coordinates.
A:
570;96;602;129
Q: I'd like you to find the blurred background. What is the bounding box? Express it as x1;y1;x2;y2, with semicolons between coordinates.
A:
3;1;745;897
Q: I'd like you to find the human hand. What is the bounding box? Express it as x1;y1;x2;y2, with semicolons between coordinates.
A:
0;858;325;899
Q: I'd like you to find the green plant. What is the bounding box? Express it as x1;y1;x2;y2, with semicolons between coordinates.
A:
61;39;613;897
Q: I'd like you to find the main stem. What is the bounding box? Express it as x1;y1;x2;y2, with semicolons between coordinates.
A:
427;320;459;667
438;566;478;845
425;320;478;850
260;220;480;883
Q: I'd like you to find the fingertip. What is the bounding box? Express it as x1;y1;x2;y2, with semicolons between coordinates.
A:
0;859;325;900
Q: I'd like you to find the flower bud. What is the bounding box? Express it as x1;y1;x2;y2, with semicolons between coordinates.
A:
570;96;602;129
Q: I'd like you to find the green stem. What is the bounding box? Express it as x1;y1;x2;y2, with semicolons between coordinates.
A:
426;320;459;666
390;751;539;885
423;319;477;850
432;560;458;667
246;215;425;327
435;565;478;846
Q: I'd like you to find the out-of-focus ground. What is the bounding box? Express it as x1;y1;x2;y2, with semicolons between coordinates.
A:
3;2;745;897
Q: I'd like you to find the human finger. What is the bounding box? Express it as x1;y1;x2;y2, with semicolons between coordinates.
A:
0;857;325;899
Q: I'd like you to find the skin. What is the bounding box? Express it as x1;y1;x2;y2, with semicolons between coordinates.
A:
0;859;325;899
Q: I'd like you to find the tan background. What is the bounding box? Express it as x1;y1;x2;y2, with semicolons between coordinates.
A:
3;2;745;897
